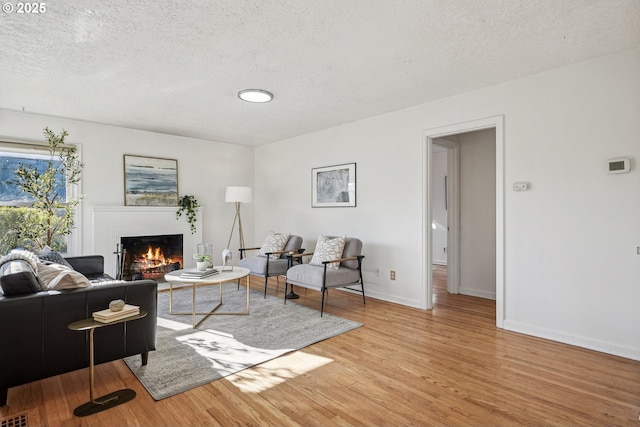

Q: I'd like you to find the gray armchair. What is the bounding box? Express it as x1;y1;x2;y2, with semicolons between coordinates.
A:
239;234;304;297
285;236;365;316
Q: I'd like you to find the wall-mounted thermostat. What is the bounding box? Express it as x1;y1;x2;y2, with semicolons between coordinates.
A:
608;157;630;174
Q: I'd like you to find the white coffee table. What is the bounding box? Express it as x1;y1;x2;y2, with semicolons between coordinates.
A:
164;266;250;328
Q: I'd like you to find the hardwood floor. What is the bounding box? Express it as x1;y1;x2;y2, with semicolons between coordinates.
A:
2;267;639;426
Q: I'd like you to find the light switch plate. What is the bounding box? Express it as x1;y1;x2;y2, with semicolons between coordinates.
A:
512;182;528;191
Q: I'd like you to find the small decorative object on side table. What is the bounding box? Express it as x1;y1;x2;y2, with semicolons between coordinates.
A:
68;308;147;417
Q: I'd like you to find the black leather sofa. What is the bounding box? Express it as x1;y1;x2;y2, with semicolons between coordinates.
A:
0;255;157;406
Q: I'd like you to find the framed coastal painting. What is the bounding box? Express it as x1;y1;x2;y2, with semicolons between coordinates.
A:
312;163;356;207
123;155;179;206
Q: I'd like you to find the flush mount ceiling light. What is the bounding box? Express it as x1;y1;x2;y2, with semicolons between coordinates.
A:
237;89;273;103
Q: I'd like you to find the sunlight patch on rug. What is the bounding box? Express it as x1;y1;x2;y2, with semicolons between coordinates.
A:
157;316;191;331
177;329;292;377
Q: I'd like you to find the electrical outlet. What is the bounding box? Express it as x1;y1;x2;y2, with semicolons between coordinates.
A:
443;247;447;253
390;270;396;280
375;266;380;276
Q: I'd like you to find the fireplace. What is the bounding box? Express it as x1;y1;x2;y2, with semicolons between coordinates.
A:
121;234;183;281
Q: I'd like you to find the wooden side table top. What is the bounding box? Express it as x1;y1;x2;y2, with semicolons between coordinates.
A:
69;310;148;331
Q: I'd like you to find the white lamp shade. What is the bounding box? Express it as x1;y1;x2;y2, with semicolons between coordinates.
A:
225;186;252;203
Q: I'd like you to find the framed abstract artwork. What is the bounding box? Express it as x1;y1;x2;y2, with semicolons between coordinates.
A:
123;155;179;206
312;163;356;207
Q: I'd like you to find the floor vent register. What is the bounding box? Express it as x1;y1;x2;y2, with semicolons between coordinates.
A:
0;413;28;427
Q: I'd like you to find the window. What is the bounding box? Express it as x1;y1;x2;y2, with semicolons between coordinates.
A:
0;140;81;254
0;151;66;205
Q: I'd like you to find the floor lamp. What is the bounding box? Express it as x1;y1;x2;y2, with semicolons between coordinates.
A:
225;186;252;251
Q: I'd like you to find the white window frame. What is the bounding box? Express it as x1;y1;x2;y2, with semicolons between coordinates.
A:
0;138;83;255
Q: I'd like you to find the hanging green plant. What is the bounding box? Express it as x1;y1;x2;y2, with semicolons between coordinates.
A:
176;195;199;234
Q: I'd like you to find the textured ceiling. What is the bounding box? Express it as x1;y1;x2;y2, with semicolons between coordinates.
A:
1;0;639;146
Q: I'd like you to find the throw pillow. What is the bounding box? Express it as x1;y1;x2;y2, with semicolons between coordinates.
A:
0;249;40;271
310;235;346;270
0;259;41;296
38;245;74;269
258;232;290;259
37;262;90;290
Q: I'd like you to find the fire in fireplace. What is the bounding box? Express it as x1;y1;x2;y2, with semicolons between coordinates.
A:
121;234;183;281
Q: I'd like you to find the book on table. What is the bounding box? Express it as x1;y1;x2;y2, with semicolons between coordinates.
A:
180;268;220;279
93;304;140;323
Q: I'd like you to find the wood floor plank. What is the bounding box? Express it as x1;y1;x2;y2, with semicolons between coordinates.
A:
1;267;639;426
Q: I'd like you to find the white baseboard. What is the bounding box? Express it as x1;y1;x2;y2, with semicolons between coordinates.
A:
503;319;640;361
359;288;426;310
432;259;447;266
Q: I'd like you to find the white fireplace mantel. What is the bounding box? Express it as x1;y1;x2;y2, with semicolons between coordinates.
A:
92;206;203;278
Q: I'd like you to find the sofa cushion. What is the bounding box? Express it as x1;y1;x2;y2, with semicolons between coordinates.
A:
0;259;41;296
37;262;90;290
38;246;73;269
310;235;346;270
65;255;107;280
258;232;290;259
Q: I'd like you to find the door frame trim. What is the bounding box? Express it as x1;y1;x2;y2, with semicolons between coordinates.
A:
422;116;505;327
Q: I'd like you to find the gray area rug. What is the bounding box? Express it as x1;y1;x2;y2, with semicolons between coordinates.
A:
124;282;362;400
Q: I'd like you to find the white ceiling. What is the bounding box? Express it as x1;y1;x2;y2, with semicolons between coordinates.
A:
1;0;639;146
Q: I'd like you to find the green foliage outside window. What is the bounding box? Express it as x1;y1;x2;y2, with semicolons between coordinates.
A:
0;206;67;253
4;128;84;252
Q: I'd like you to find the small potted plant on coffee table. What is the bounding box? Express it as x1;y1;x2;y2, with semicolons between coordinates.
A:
193;253;212;271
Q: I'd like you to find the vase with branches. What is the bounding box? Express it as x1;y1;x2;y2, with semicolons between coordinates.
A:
10;128;84;250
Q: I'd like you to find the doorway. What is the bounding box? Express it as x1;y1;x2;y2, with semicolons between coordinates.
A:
431;139;459;294
423;116;505;327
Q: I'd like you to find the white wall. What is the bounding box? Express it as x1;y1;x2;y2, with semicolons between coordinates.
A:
0;110;254;264
254;47;640;360
459;129;496;299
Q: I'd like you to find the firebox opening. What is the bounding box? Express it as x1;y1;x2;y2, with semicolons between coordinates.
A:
121;234;183;281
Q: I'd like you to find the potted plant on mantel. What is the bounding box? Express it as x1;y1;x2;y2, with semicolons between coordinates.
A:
193;253;211;271
176;195;199;234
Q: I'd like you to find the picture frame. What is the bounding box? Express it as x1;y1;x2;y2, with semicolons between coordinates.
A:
123;155;179;206
312;163;356;207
